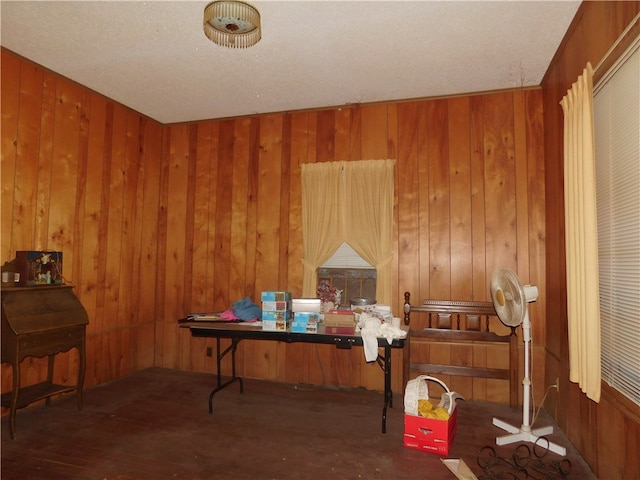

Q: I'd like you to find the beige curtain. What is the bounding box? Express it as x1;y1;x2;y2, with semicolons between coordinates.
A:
300;162;344;297
300;159;395;305
560;62;601;403
342;159;395;305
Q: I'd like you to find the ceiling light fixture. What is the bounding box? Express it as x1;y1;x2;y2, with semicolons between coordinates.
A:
203;1;261;49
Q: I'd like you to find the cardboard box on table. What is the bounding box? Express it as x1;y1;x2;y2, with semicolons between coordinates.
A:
261;291;292;331
261;310;291;331
261;291;292;302
291;312;321;333
324;310;356;335
262;301;290;312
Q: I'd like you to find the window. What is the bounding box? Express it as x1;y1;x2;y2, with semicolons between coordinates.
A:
594;36;640;407
318;242;377;305
300;160;394;304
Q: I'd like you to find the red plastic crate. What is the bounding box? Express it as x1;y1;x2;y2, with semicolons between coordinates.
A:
403;406;458;456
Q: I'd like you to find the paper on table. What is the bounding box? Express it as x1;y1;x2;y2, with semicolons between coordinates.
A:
441;459;479;480
187;312;223;321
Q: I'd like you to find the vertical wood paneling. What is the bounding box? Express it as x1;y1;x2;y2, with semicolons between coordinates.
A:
190;121;215;315
2;48;550;409
522;89;546;342
285;112;311;384
349;108;362;161
416;102;431;302
484;92;518;272
286;113;306;295
448;97;472;300
387;104;399;315
212;120;234;311
1;50;20;261
48;77;82;254
243;117;260;299
396;102;420;308
153;122;170;368
316;110;335;163
246;114;283;381
427;100;451;299
47;78;83;383
334;108;353;160
469;91;493;405
448;97;474;396
204;121;220;305
182;125;198;317
469;96;488;301
278;115;292;297
1;54;26;394
133;118;162;370
161;124;189;369
34;71;56;249
360;104;388;159
104;104;130;378
12;62;43;253
118;111;141;333
78;93;106;347
229;118;251;301
73;89;90;302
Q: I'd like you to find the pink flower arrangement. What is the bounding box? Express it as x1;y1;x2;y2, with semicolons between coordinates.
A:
317;280;338;303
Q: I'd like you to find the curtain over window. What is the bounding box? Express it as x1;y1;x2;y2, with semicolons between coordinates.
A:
300;159;395;305
560;62;602;403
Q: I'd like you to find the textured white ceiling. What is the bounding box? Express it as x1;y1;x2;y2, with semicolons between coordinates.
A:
0;1;581;124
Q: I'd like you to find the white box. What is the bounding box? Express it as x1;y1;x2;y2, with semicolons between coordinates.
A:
292;298;321;313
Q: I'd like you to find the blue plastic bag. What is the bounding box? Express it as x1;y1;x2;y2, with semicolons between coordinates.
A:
231;296;261;321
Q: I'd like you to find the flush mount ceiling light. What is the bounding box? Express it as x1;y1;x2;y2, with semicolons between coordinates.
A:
203;0;261;49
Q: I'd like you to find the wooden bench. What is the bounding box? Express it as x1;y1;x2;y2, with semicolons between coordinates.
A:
403;292;519;408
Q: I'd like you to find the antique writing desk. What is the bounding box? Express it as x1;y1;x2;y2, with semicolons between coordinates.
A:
1;285;89;438
181;321;410;433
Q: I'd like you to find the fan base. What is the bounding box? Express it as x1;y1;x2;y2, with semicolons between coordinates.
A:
493;417;567;456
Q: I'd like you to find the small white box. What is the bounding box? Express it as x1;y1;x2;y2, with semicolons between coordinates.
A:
292;298;321;313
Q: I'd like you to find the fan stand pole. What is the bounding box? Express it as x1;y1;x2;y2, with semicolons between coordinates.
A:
492;318;567;456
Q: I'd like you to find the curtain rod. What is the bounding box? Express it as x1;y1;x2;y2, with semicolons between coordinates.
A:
593;12;640;75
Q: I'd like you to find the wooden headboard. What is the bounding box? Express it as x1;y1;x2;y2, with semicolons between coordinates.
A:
403;292;519;408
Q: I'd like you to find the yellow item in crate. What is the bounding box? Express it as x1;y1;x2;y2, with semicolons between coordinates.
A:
417;399;450;420
405;375;463;417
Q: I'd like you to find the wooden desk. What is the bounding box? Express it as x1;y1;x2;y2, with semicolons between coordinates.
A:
181;321;409;433
1;285;89;439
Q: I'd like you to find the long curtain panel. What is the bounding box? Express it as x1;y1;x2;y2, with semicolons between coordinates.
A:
342;159;395;305
560;62;601;402
300;162;344;297
300;159;395;304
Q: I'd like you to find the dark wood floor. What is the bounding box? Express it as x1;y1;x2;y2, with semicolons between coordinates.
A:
1;367;596;480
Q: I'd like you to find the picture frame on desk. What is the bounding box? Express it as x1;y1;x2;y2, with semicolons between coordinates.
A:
13;251;64;287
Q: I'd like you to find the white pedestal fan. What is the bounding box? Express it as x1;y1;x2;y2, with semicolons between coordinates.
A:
490;267;566;456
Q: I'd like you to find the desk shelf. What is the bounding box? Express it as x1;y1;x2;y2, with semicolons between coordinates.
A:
1;381;78;410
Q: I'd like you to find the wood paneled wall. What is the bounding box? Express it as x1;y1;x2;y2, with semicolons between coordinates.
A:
1;47;546;407
541;2;640;479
